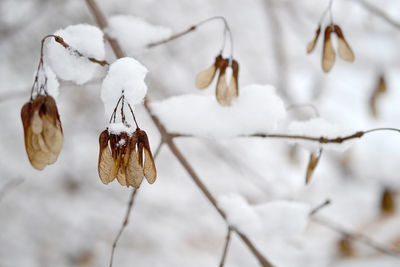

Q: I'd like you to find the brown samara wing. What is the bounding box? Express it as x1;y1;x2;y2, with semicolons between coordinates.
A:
215;58;232;106
333;25;354;62
305;150;322;184
227;59;239;100
195;55;222;89
126;148;144;188
98;130;115;184
322;26;336;73
125;133;144;188
307;26;321;53
136;129;156;184
370;76;386;118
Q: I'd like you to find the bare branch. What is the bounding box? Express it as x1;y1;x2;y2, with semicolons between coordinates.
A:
312;216;400;257
219;227;232;267
351;0;400;30
85;1;273;266
170;127;400;145
109;188;138;267
309;199;331;216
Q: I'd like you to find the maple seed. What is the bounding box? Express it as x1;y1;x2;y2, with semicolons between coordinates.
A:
307;26;321;53
333;25;355;62
370;75;386;118
98;128;156;188
21;95;63;170
196;54;239;106
305;149;322;184
322;26;336;73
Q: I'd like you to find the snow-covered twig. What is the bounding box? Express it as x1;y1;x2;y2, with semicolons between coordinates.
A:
85;1;273;266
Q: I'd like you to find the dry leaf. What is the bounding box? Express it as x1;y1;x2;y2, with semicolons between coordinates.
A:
322;26;336;72
307;26;321;53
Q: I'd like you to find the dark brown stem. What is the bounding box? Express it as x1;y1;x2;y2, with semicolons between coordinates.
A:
171;128;400;144
109;188;138;267
219;227;232;267
147;25;197;48
309;199;331;216
85;1;272;266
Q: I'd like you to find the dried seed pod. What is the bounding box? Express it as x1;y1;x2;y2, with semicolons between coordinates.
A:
305;149;322;184
307;26;321;53
322;26;336;72
21;95;63;170
370;75;386;118
333;25;355;62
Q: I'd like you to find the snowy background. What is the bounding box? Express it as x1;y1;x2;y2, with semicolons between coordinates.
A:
1;0;400;266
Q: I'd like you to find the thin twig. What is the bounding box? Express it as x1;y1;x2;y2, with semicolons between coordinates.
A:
312;216;400;257
351;0;400;30
219;227;232;267
147;16;234;60
85;1;273;266
109;188;138;267
309;199;331;216
170;127;400;145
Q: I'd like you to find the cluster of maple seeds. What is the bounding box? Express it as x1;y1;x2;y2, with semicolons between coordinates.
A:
21;95;63;170
196;54;239;106
307;24;354;72
21;35;157;188
97;95;156;188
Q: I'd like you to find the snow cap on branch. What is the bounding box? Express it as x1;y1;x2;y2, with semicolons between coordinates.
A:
101;57;148;117
218;194;310;238
150;84;286;138
46;24;105;85
106;15;172;55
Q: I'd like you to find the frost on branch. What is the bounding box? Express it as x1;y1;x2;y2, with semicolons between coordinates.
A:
106;15;172;55
46;24;105;84
101;57;148;117
150;84;286;138
217;194;310;238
